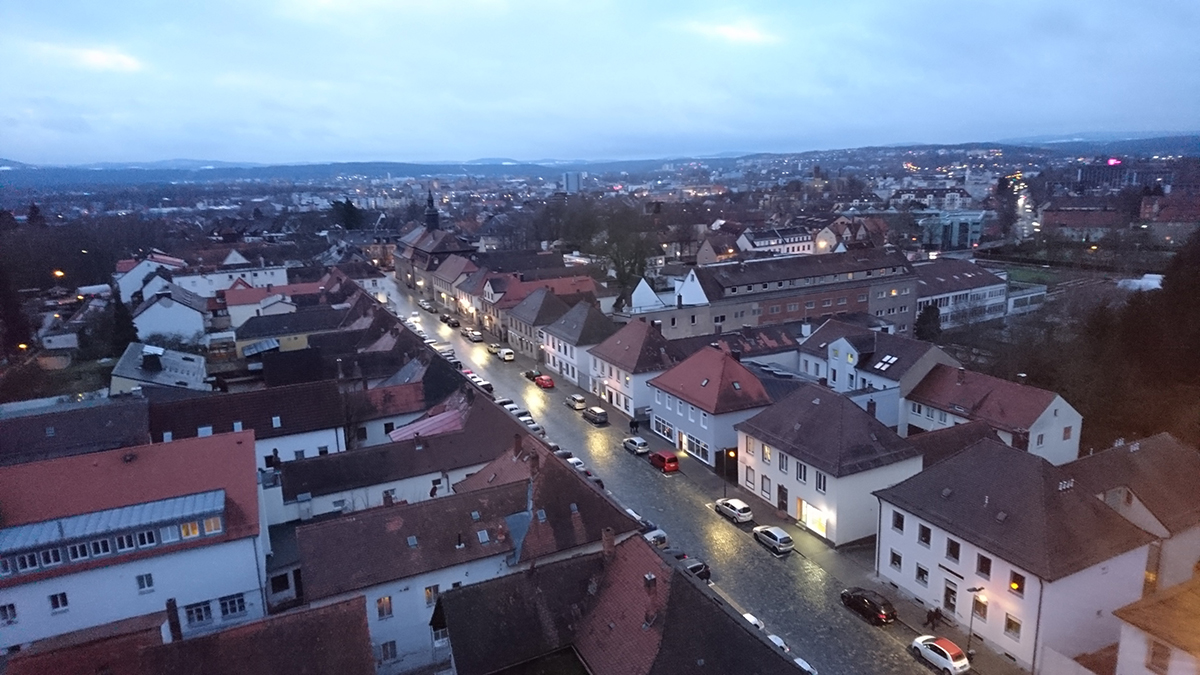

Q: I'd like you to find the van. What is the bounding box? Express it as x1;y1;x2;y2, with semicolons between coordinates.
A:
498;348;515;361
649;450;679;473
582;406;608;425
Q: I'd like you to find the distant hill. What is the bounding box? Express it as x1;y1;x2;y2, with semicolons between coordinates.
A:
1017;135;1200;158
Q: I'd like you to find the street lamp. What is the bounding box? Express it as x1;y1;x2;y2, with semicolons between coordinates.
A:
966;587;984;659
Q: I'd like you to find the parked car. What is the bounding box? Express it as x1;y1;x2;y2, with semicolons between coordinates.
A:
684;559;711;581
743;613;765;631
642;528;668;549
910;636;970;674
622;436;650;454
715;498;754;523
475;380;494;393
493;398;514;407
417;300;432;311
624;509;658;534
423;338;439;346
582;406;608;425
448;317;461;327
410;311;421;320
792;657;818;674
662;547;688;560
439;313;451;323
648;450;679;473
840;587;897;625
566;457;586;471
752;526;794;554
587;473;604;489
502;403;522;414
437;347;455;358
524;421;545;436
465;330;484;342
498;348;515;361
522;369;542;380
552;448;574;459
534;375;555;388
487;343;502;354
767;634;790;653
565;394;586;410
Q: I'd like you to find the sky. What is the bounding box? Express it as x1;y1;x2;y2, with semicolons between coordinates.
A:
1;0;1198;165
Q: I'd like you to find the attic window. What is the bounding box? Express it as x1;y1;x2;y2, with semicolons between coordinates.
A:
407;535;418;548
732;382;741;390
940;488;953;499
45;426;55;438
700;378;709;387
569;502;578;513
470;511;481;521
477;530;490;544
536;509;547;522
995;511;1008;523
271;416;281;428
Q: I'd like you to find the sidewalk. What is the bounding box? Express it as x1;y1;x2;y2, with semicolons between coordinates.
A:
682;465;1027;675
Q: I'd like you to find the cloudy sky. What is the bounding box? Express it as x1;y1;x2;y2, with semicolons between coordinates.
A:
2;1;1197;165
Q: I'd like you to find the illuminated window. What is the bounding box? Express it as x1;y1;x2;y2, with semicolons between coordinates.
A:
425;584;439;607
1010;571;1026;597
204;517;222;535
181;522;200;539
762;444;772;464
377;595;393;618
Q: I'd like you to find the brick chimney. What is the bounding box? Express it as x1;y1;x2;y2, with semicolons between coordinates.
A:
529;448;541;475
866;398;877;417
601;527;615;562
512;433;523;458
957;367;966;385
165;598;183;642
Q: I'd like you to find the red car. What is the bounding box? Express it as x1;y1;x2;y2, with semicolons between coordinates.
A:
534;375;555;389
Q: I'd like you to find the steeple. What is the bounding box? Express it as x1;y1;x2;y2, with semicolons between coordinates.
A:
424;190;440;230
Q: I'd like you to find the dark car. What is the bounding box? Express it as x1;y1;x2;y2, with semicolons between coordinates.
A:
446;317;460;327
684;559;711;581
522;369;542;381
840;587;897;625
552;449;574;459
662;548;688;560
439;313;451;323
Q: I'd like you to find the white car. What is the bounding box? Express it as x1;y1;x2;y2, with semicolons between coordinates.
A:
493;398;514;407
502;403;521;414
910;636;970;674
752;526;794;554
793;657;818;674
566;457;586;471
565;394;586;410
524;420;545;436
743;613;765;631
767;634;790;653
409;311;421;321
715;498;754;523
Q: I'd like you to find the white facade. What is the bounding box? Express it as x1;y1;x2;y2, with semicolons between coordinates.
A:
250;428;346;468
114;259;185;304
588;356;656;419
542;334;588;387
900;394;1082;465
1115;622;1198;675
917;282;1007;329
646;388;760;466
227;295;296;329
133;299;207;343
739;432;921;545
172;267;290;298
0;537;264;650
877;502;1148;672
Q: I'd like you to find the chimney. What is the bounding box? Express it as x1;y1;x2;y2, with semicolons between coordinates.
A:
676;294;683;309
512;433;523;458
383;491;394;506
643;572;657;594
601;527;615;562
866;398;877;417
266;283;273;292
730;349;742;362
1016;372;1027;384
956;367;965;385
166;598;183;642
529;449;541;475
141;353;163;372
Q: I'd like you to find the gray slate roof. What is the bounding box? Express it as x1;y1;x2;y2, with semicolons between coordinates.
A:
235;306;350;340
875;439;1154;581
112;342;209;391
735;383;917;477
507;287;571;327
542;301;618;347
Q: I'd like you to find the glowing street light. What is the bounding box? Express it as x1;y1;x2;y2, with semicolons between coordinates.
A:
52;270;65;278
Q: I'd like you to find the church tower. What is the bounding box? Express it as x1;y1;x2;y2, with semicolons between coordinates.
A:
424;190;440;230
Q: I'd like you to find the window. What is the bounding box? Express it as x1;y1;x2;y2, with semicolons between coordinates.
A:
700;412;708;428
769;305;781;314
1036;433;1044;447
1147;640;1171;674
787;303;799;312
973;595;988;622
433;626;450;643
925;407;933;419
0;603;15;624
294;449;305;460
67;543;89;561
425;584;440;607
271;416;281;428
49;592;69;611
805;301;815;309
761;444;772;464
318;445;329;456
822;299;832;307
911;402;922;414
779;453;788;473
381;641;398;661
185;601;212;625
1063;426;1073;441
837;297;847;305
219;594;246;618
137;573;154;591
376;594;393;618
1010;571;1026;597
977;554;992;579
858;294;867;302
355;427;368;441
889;550;902;570
181;522;200;539
116;534;136;552
745;466;756;489
383;422;395;435
915;564;929;586
918;524;931;547
197;425;213;437
938;410;947;423
761;475;771;499
232;421;242;432
946;538;961;562
90;539;111;556
160;526;180;543
815;471;827;493
797;462;807;483
1004;614;1022;640
40;549;62;566
137;530;156;547
892;511;905;533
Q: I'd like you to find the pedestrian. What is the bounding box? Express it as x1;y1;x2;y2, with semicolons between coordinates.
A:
932;607;944;630
923;608;936;628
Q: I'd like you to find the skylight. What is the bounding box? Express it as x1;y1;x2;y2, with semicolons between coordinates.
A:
701;378;709;387
732;382;741;390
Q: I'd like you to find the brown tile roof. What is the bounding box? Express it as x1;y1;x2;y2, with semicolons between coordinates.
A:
0;395;150;466
648;347;772;415
139;597;375;675
0;432;260;588
431;254;478;284
222;280;327;307
906;420;1001;468
543;301;619;347
149;380;347;442
5;611;165;675
1068;433;1200;536
589;319;685;374
907;364;1059;434
281;395;528;502
736;383;918;477
875;439;1154;581
912;259;1005;297
507;287;572;327
1113;575;1200;659
440;536;797;675
671;323;800;361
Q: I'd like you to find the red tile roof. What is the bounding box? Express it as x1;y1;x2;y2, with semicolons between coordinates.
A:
589;319;684;374
5;611;165;675
115;258;139;274
907;364;1059;433
139;597;375;675
648;347;772;415
222;280;327;307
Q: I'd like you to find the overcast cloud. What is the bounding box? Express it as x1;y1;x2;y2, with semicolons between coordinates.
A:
1;0;1197;165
